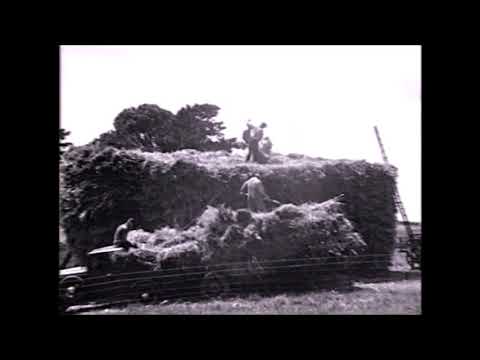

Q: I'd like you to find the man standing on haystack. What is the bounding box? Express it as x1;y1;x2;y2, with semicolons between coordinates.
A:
250;122;267;163
240;174;280;212
242;121;254;162
260;136;272;156
113;218;138;250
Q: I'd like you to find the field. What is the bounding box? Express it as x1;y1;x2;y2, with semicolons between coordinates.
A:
80;279;421;315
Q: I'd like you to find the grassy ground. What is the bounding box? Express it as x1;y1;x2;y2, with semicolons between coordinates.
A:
390;249;411;272
80;279;421;315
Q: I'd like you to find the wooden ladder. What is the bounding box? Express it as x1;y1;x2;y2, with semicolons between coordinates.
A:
373;126;415;243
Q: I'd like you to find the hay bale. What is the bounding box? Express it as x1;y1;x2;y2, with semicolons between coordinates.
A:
60;147;397;269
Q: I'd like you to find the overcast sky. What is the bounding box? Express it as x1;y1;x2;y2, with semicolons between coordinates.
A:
61;45;421;221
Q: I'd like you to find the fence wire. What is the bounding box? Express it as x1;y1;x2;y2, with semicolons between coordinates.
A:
73;255;392;290
66;273;416;314
64;252;393;284
60;249;419;313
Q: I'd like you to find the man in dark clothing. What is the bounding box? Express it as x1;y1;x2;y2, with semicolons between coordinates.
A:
113;218;138;250
250;122;267;163
242;122;254;162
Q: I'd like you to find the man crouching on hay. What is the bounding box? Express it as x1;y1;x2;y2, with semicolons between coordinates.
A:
240;174;280;213
113;218;138;250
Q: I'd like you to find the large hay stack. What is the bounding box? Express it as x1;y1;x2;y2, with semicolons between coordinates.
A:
60;146;397;268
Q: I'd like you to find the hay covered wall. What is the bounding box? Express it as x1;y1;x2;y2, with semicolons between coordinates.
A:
60;146;397;266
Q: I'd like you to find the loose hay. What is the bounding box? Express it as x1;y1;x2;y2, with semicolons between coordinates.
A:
108;201;368;281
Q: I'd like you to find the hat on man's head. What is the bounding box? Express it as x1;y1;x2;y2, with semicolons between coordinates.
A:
260;122;267;128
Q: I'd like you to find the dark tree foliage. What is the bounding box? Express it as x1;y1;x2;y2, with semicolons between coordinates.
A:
93;104;239;153
175;104;237;151
59;128;72;157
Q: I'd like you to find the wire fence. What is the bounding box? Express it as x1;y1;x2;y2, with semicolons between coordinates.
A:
60;248;420;314
65;254;393;290
63;252;394;283
71;241;392;280
66;273;417;314
83;266;394;299
69;259;392;297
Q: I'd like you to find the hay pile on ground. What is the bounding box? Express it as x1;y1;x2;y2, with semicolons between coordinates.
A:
111;200;367;276
60;146;397;268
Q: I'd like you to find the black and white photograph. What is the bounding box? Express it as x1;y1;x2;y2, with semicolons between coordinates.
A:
59;45;421;315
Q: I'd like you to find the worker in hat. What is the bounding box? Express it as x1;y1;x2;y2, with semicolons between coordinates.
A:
113;218;138;250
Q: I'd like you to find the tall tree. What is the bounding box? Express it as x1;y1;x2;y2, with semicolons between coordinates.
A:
174;104;237;151
93;103;239;153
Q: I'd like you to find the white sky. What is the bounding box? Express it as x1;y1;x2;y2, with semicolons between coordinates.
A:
61;45;421;222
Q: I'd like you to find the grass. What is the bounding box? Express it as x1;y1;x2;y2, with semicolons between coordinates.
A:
389;249;411;272
80;279;421;315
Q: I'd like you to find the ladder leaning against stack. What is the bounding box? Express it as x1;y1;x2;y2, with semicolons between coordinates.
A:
373;125;420;269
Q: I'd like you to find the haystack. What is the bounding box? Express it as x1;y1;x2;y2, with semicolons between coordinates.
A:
60;146;397;269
